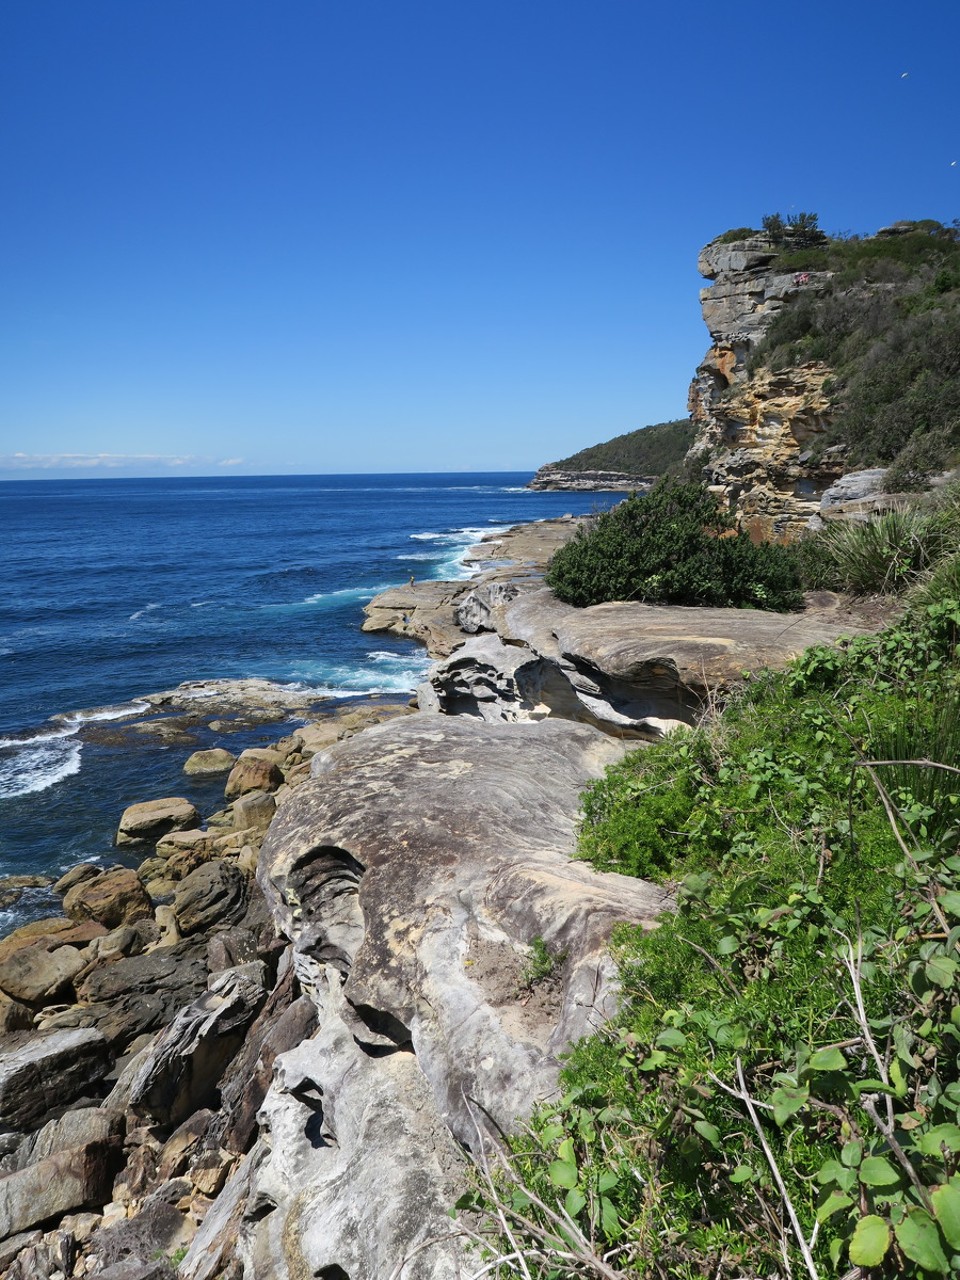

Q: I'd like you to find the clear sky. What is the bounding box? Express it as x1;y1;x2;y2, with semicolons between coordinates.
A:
2;0;957;479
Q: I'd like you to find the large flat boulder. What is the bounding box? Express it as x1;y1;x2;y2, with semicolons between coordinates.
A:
116;797;200;845
260;715;666;1134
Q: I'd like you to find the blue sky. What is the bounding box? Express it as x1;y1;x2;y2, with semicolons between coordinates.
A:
2;1;957;478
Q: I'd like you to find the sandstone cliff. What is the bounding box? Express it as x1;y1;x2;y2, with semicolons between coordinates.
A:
686;236;843;540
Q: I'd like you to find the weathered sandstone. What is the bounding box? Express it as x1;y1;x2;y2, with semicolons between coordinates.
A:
116;797;201;846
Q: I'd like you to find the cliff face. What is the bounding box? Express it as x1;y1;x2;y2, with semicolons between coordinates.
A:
688;237;842;540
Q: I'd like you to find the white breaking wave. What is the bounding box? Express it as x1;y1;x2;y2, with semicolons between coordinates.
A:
286;650;432;696
406;525;508;581
54;700;152;728
0;698;151;799
410;526;493;544
128;602;161;622
0;736;82;799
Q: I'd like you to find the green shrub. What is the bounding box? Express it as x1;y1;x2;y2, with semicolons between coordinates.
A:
811;508;947;596
461;600;960;1278
714;226;759;244
545;479;804;611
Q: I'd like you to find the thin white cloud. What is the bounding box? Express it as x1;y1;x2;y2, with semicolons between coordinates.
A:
1;452;203;470
217;457;245;467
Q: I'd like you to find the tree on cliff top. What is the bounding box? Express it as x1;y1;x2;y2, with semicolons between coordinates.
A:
762;210;826;248
544;479;803;611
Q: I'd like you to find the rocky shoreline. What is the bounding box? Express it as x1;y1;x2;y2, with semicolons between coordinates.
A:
0;518;893;1278
526;466;654;491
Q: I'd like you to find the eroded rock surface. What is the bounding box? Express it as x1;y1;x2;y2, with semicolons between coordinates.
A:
189;715;669;1278
418;583;884;733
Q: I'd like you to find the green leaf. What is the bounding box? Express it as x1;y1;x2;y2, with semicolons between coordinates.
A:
548;1160;578;1190
596;1169;618;1194
931;1182;960;1249
915;1123;960;1155
599;1194;621;1239
729;1165;755;1184
716;935;739;955
925;955;958;987
809;1046;847;1071
938;888;960;917
771;1083;808;1125
841;1139;863;1167
693;1120;721;1147
817;1190;854;1222
655;1027;687;1049
860;1156;901;1187
817;1160;857;1192
637;1049;667;1072
848;1215;891;1267
564;1186;586;1218
894;1207;950;1274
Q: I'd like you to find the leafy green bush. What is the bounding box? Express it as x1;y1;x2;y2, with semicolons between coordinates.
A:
545;479;804;611
461;598;960;1278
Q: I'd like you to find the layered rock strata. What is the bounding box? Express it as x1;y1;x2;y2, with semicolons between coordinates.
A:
688;235;843;539
528;465;654;491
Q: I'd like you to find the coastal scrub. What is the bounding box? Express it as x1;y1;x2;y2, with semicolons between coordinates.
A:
460;595;960;1277
544;478;803;611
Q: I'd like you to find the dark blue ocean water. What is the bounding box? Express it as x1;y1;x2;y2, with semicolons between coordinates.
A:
0;473;611;931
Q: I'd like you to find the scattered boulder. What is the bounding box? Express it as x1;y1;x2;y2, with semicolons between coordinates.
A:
62;867;153;929
128;962;268;1127
0;917;104;966
0;994;32;1034
13;1106;124;1170
74;942;209;1050
173;861;247;937
183;748;236;776
223;752;284;800
154;828;213;859
157;1109;214;1181
0;942;87;1005
0;1028;112;1134
230;790;275;834
0;1137;122;1239
116;798;201;846
54;863;103;896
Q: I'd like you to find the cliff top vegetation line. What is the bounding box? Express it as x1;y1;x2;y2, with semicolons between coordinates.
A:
537;418;695;480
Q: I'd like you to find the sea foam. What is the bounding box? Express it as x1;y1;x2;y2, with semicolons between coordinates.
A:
0;737;82;799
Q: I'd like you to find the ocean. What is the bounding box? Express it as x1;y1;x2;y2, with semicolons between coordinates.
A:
0;472;612;934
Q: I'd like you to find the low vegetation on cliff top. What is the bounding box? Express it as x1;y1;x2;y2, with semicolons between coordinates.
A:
542;418;696;480
745;217;960;489
461;588;960;1278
